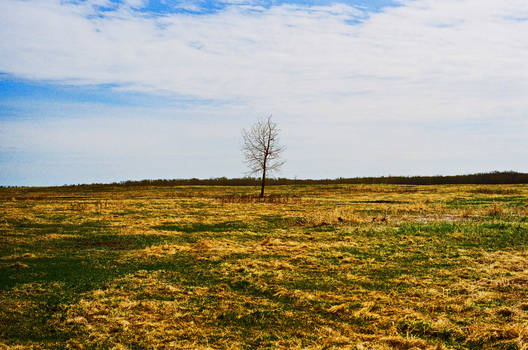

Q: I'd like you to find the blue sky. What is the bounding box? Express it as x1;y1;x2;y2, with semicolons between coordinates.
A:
101;0;399;15
1;0;527;186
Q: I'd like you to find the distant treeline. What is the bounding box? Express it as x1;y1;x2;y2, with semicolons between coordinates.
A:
4;171;527;189
69;171;528;188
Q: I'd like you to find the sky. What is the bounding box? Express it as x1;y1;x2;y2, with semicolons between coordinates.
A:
1;0;527;186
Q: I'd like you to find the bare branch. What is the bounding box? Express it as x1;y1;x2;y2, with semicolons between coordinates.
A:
241;115;285;196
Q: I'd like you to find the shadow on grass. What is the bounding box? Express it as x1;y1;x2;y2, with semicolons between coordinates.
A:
153;220;249;233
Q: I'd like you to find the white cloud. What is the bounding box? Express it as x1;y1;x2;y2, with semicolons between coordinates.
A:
1;0;528;184
1;0;526;122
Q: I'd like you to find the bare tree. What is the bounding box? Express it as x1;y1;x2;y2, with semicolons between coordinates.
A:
242;115;285;197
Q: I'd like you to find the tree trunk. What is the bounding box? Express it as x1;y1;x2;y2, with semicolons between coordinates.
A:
260;168;266;198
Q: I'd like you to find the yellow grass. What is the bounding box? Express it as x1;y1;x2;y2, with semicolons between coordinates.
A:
0;184;527;349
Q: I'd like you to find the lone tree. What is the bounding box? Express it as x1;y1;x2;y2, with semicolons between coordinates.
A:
242;115;285;197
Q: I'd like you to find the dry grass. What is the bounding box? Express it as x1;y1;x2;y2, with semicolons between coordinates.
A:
214;194;301;204
1;184;528;349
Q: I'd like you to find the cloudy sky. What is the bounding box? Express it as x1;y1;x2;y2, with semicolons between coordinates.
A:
1;0;527;186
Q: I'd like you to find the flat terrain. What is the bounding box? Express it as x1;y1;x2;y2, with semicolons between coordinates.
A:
1;184;527;349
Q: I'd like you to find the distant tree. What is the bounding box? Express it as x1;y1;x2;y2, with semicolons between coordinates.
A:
241;115;285;197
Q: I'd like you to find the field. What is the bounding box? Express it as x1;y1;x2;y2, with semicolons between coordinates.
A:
1;184;528;349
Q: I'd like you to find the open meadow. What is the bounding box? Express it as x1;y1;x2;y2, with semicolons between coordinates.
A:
1;184;528;349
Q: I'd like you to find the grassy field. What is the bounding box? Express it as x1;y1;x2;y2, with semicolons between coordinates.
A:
1;184;528;349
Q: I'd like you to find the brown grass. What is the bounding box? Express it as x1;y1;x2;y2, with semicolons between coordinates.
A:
1;184;528;348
